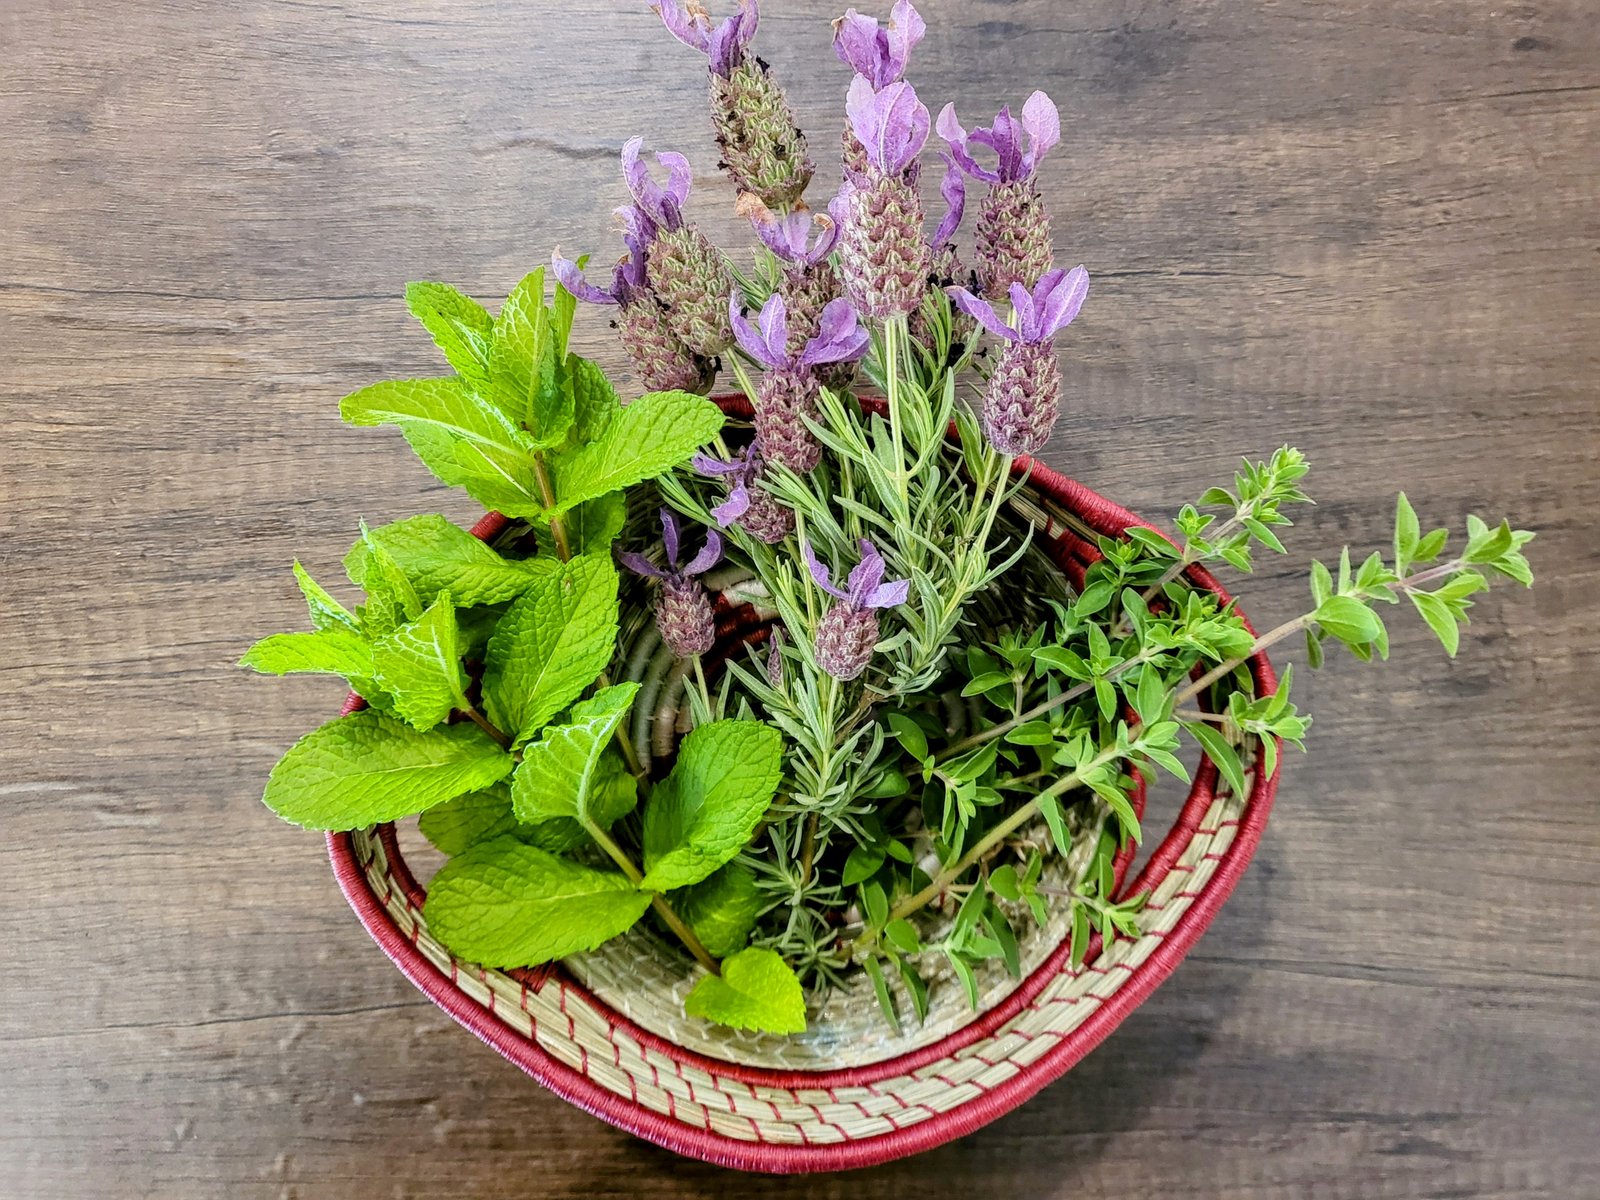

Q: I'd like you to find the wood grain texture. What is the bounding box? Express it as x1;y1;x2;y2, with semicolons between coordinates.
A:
2;0;1597;1195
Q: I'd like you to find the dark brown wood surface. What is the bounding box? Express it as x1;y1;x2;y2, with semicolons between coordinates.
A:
3;0;1597;1195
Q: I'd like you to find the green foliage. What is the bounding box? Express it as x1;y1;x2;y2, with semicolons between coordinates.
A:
510;683;640;828
683;947;807;1035
675;864;764;959
641;721;785;892
371;592;468;732
481;554;619;745
418;783;587;857
346;514;556;605
421;838;652;967
261;709;513;831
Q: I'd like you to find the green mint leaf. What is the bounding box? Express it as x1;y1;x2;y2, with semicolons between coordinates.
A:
674;863;762;959
682;946;806;1035
481;554;619;744
241;629;373;680
640;720;784;892
421;837;650;967
510;682;640;827
1185;721;1248;799
419;784;586;857
347;514;556;606
1394;492;1420;571
405;281;493;382
547;388;724;515
1410;591;1461;657
262;709;512;831
350;522;424;638
488;270;574;448
371;592;468;731
1314;594;1382;647
533;492;627;558
340;377;545;517
293;561;359;633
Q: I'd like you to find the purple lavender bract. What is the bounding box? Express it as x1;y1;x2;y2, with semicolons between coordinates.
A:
834;2;925;184
938;91;1061;299
802;538;909;681
948;266;1090;457
692;444;794;543
619;509;724;657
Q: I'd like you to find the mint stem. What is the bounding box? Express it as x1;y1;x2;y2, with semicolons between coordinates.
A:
461;704;513;750
582;818;720;976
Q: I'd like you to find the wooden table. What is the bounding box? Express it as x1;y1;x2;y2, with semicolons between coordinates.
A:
4;1;1597;1195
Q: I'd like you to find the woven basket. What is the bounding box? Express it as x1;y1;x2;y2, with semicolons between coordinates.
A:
325;406;1280;1172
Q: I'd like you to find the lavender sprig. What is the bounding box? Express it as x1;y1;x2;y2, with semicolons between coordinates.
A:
802;539;910;681
620;509;724;657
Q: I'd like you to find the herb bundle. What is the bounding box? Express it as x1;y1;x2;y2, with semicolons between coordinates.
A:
247;0;1535;1037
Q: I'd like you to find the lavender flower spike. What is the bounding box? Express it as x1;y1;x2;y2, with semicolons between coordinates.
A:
654;0;758;78
937;91;1062;299
731;293;870;471
619;510;724;657
692;444;794;543
947;266;1090;457
833;1;926;89
845;76;930;179
802;538;909;680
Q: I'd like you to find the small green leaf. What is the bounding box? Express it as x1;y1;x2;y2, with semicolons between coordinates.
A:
640;720;784;892
241;630;374;680
1306;626;1326;669
683;947;806;1034
842;844;887;886
1394;492;1420;571
346;514;556;606
1034;646;1091;680
884;918;921;956
422;837;651;966
547;388;724;515
1005;720;1056;746
864;956;900;1031
1186;720;1247;798
1314;595;1383;646
1038;793;1072;856
675;863;763;960
1309;559;1333;608
988;864;1021;901
405;281;494;382
293;560;359;633
371;592;468;731
351;524;424;637
1410;591;1461;657
1070;904;1092;968
961;671;1012;697
418;783;588;856
488;269;574;447
262;709;513;831
510;683;640;827
885;711;929;761
481;554;619;744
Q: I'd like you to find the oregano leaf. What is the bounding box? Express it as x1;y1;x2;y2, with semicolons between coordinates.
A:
1185;720;1248;799
422;837;651;967
261;709;513;831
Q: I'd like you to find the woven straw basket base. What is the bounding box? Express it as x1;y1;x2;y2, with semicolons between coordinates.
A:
326;456;1280;1172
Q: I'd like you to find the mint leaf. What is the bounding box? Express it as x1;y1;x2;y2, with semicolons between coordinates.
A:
340;377;545;517
350;522;424;637
676;863;762;959
371;592;468;731
241;630;373;679
262;709;512;831
347;514;556;606
535;492;627;558
405;281;493;383
510;683;640;827
418;783;587;856
683;947;806;1034
422;837;651;967
293;561;359;633
481;554;619;744
488;270;574;447
547;388;724;515
640;720;784;892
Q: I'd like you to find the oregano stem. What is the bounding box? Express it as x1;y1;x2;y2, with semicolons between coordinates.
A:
582;818;720;976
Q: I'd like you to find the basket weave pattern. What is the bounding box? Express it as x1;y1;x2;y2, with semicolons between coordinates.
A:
326;457;1279;1172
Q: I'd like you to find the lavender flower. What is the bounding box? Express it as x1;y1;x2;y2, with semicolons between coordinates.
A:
938;91;1061;298
948;266;1090;456
654;0;813;207
619;509;724;657
743;200;846;359
834;2;925;182
692;444;794;544
602;138;735;357
802;539;910;681
832;1;925;89
655;0;759;78
833;77;934;319
730;293;870;471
